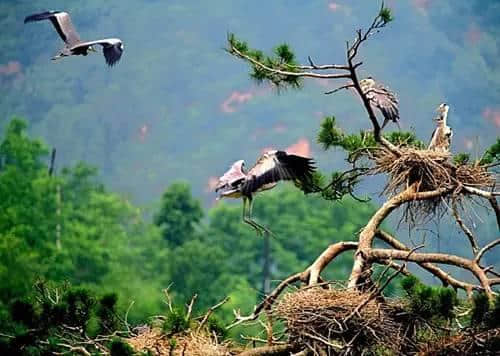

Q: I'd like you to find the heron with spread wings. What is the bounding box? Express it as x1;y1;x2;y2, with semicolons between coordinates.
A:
359;77;400;129
24;11;124;66
215;150;316;235
428;103;453;152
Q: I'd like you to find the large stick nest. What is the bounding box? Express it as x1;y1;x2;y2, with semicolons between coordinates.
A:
372;147;495;195
127;327;233;356
274;287;417;355
418;327;500;355
366;147;496;224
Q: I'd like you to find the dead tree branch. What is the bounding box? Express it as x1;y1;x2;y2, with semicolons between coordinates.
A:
227;273;303;330
348;185;451;288
365;248;496;299
304;241;358;285
488;196;500;229
475;239;500;263
376;230;479;295
238;344;299;356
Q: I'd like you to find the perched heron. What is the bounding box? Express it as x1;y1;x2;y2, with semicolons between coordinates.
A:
428;103;453;152
215;150;316;235
24;11;124;66
359;77;400;129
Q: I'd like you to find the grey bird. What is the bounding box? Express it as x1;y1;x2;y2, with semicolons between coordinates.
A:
428;103;453;152
359;77;400;129
24;11;124;66
215;150;316;235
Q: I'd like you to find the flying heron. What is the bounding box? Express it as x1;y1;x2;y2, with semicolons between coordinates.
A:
24;11;124;66
359;77;400;129
215;150;316;235
428;103;453;152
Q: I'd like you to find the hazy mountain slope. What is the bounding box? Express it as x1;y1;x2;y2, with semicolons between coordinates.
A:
0;0;498;206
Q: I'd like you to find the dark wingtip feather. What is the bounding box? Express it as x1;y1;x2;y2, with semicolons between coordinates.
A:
24;11;60;24
103;44;123;67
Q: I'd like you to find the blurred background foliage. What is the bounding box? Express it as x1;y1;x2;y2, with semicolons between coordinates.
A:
0;118;373;330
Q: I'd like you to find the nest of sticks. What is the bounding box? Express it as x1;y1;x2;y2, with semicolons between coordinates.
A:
366;147;496;224
127;327;232;356
274;287;417;354
418;327;500;355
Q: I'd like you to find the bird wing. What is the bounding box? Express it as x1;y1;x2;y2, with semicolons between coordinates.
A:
24;11;81;46
428;126;440;150
242;151;315;195
365;84;400;123
74;38;124;66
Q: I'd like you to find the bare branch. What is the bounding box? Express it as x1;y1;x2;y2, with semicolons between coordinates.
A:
365;248;495;299
306;241;358;285
229;45;351;80
376;230;479;294
238;344;299;356
324;83;354;95
287;56;350;71
163;284;174;313
348;185;452;288
196;296;230;332
463;186;499;199
488;196;500;229
227;273;303;329
124;300;135;334
475;239;500;263
185;294;197;321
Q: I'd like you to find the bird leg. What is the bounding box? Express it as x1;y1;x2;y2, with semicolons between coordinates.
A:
242;197;263;236
247;197;274;237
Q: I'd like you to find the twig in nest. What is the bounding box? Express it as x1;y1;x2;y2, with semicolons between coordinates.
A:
185;294;197;321
196;296;229;333
163;284;174;313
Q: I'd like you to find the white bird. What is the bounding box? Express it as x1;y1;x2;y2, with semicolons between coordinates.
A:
359;77;400;129
24;11;124;66
428;103;453;152
215;150;316;235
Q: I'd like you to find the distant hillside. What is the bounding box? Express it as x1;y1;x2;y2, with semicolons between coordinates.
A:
0;0;499;205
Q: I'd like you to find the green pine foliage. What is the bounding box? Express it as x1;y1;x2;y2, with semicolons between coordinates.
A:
470;292;500;329
97;293;120;334
487;294;500;328
317;116;423;153
453;152;471;165
110;338;135;356
480;138;500;165
227;33;302;89
379;6;394;24
162;306;191;335
400;276;457;320
471;292;490;326
1;284;126;353
206;315;227;339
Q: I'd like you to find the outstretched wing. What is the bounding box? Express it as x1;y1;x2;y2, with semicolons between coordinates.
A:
74;38;124;66
24;11;81;46
242;151;316;195
366;84;400;124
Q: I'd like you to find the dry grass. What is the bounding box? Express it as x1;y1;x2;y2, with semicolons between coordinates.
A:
127;327;233;356
274;287;416;355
